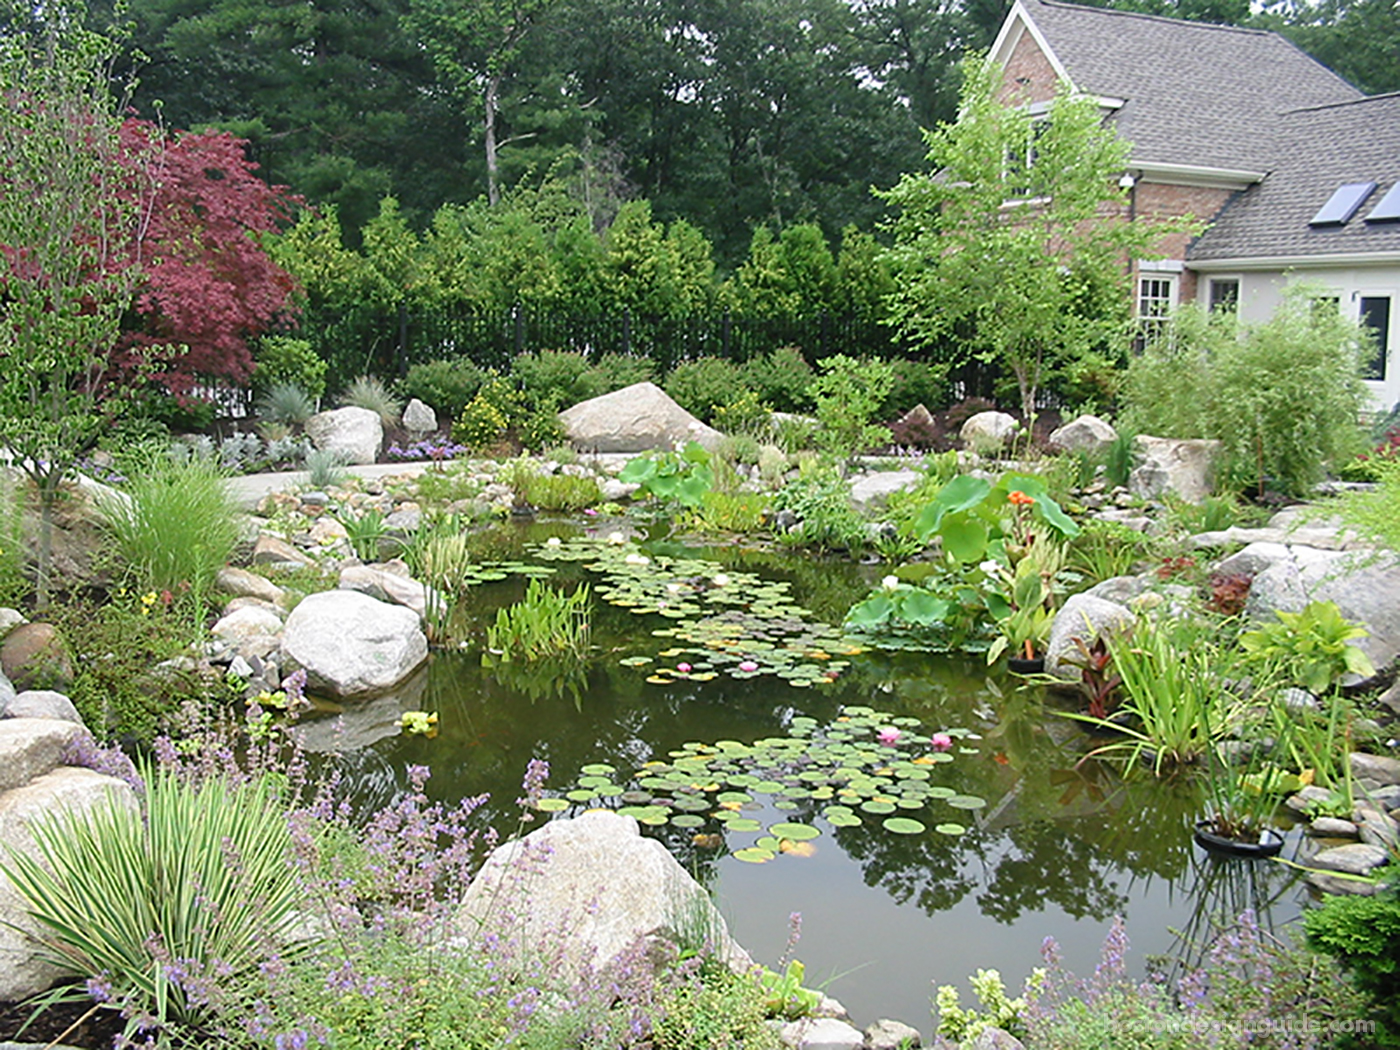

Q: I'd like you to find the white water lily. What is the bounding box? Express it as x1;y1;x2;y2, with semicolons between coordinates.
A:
624;553;651;566
607;531;626;545
712;573;731;587
881;575;900;591
546;536;562;547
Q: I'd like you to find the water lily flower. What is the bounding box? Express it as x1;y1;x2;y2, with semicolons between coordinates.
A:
878;727;901;745
624;552;650;566
677;662;692;673
607;531;626;544
546;536;562;547
738;660;759;672
666;582;684;594
930;732;953;752
712;573;731;587
881;575;900;591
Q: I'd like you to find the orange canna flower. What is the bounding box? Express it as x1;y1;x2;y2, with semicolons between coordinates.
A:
1007;490;1036;506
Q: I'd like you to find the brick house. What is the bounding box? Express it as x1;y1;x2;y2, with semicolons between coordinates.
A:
990;0;1400;408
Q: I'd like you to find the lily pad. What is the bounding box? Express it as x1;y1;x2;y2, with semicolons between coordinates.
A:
769;822;821;841
733;847;775;863
883;817;926;835
947;795;987;810
935;823;967;836
534;798;569;812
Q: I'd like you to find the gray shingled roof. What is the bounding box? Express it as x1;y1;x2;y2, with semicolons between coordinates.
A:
1189;93;1400;261
1025;0;1361;171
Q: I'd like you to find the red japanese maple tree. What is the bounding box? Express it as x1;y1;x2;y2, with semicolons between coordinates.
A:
118;120;301;395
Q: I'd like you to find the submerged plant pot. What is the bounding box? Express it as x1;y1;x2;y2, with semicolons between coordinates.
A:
1007;656;1045;675
1193;820;1285;859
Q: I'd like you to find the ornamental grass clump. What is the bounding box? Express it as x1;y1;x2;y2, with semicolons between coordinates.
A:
99;453;239;598
486;579;591;661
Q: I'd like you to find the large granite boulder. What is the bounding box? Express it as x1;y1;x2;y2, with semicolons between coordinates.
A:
1129;436;1221;504
959;412;1019;453
402;398;438;435
0;720;141;999
1045;594;1137;683
281;590;428;698
305;406;382;465
453;810;751;981
559;382;724;453
0;623;74;693
848;470;922;511
339;563;442;620
217;566;287;606
1245;548;1400;683
1049;414;1117;455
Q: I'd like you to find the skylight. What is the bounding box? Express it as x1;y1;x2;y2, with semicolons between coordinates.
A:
1309;182;1376;227
1365;182;1400;224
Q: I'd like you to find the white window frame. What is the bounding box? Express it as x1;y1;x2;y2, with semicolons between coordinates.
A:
1136;270;1178;344
1206;275;1241;314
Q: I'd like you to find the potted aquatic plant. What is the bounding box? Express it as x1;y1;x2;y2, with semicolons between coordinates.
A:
987;523;1065;674
1195;735;1301;859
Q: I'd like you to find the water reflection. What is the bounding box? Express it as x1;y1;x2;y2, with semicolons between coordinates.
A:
301;526;1307;1024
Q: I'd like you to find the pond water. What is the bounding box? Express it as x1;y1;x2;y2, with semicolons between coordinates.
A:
317;522;1311;1032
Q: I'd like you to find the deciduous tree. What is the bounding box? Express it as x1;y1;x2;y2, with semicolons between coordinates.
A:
880;58;1194;420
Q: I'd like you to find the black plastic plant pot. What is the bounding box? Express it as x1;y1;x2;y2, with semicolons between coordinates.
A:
1193;820;1285;859
1007;656;1046;675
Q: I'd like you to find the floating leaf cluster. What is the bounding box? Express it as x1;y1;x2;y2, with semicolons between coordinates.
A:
531;537;862;685
537;705;986;862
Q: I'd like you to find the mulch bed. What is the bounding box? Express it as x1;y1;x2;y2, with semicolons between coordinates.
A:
0;996;124;1049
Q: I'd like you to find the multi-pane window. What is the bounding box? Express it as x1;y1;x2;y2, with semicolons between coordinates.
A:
1207;278;1240;314
1360;296;1391;381
1136;275;1176;344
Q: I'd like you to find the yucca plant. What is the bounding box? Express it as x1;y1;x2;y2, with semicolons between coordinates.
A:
341;375;403;429
1;770;313;1043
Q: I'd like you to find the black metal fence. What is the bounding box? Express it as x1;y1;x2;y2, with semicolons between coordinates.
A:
299;302;936;388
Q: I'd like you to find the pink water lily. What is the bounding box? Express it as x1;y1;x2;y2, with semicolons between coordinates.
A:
930;732;953;752
877;727;901;745
738;660;759;673
676;662;692;673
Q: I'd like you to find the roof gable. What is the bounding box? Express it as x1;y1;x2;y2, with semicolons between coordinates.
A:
996;0;1362;172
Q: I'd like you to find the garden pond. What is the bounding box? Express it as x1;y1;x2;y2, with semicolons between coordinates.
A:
311;520;1311;1029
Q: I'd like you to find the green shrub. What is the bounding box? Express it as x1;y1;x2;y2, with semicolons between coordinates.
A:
452;377;518;451
590;352;656;393
341;374;403;428
742;346;813;413
399;358;488;419
512;348;596;409
256;382;317;426
879;358;950;418
652;968;783;1050
810;354;894;460
1122;291;1369;498
770;461;868;551
711;389;772;434
0;469;25;606
100;455;239;598
1305;890;1400;1048
0;768;311;1044
1065;519;1152;585
666;358;749;423
517;403;566;451
253;335;328;400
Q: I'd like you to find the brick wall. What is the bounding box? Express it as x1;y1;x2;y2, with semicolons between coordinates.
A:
1131;182;1234;302
998;28;1059;105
